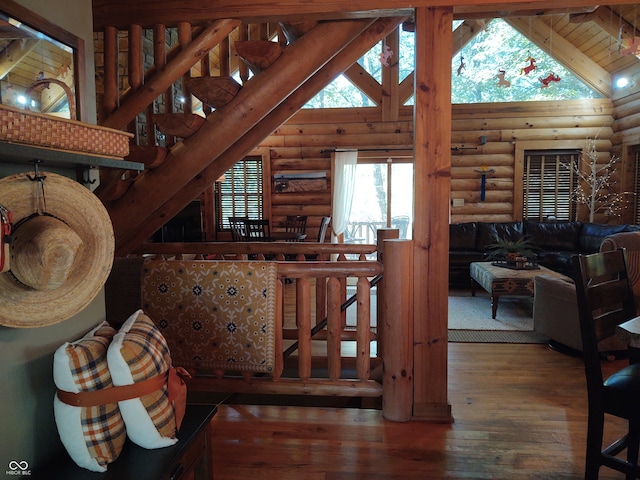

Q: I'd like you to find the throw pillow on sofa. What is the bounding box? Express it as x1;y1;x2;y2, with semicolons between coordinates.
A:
52;322;126;472
107;309;178;449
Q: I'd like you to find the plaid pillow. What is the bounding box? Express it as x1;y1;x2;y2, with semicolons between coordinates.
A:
53;322;126;472
107;310;177;449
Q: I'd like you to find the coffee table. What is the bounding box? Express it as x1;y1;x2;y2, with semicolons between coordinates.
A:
470;261;570;319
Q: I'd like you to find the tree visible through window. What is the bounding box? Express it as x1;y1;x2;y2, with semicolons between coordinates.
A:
523;150;578;221
215;156;263;231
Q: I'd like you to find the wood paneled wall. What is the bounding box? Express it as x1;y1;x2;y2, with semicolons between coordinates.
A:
260;97;631;227
613;91;640;224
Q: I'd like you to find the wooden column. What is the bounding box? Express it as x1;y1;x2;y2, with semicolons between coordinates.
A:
178;22;193;113
382;239;413;422
412;7;453;422
376;227;399;358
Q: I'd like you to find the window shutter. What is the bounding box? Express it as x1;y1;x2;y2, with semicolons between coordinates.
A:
215;157;263;230
523;150;578;221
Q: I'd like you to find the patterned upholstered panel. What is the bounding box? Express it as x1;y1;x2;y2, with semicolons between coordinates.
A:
141;260;278;376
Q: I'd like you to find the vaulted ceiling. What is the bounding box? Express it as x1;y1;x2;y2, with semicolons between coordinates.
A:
92;1;640;99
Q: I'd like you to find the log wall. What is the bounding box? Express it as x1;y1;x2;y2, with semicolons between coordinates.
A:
612;91;640;224
261;98;625;227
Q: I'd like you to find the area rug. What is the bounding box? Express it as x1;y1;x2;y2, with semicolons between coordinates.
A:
345;287;547;343
448;289;548;344
448;289;533;331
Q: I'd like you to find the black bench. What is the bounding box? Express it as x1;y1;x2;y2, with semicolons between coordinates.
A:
32;404;217;480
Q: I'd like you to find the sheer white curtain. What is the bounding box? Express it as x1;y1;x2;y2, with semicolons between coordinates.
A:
331;150;358;242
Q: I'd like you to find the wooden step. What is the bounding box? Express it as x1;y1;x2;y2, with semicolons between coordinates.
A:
234;40;283;74
186;76;241;109
126;145;168;169
152;113;206;138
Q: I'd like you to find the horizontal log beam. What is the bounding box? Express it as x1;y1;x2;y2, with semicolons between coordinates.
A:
92;0;635;30
187;375;383;397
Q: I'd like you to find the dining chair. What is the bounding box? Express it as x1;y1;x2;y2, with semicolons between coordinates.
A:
245;219;271;241
317;216;331;243
228;216;249;242
573;249;640;480
284;215;307;241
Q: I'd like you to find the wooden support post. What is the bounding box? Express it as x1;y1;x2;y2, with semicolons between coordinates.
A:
376;228;399;358
103;25;118;119
382;239;413;422
412;7;453;423
296;276;312;381
128;24;143;91
381;28;399;121
356;276;371;381
327;277;341;381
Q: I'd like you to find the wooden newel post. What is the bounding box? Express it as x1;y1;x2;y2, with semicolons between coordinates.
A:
382;239;413;422
377;228;399;358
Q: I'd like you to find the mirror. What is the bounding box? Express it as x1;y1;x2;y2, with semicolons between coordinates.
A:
0;9;77;120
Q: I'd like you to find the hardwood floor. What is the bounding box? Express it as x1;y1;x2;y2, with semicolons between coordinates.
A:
207;342;630;479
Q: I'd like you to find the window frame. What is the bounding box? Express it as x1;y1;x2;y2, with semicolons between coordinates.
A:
209;148;271;239
514;140;585;221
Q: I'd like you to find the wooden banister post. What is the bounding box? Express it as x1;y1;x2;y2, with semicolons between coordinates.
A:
382;239;413;422
376;228;399;358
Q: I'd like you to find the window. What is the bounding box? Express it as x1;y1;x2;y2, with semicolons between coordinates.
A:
523;150;578;221
347;157;413;243
215;156;263;231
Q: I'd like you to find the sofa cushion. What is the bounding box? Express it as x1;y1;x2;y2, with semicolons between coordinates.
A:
523;220;581;251
476;222;524;252
449;222;477;251
578;223;627;253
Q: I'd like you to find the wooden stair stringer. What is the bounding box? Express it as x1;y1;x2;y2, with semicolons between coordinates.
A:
110;18;376;255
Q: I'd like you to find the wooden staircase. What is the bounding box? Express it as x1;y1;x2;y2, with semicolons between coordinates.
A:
94;17;406;256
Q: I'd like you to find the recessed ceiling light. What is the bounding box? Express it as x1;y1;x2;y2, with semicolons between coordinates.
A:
616;77;630;89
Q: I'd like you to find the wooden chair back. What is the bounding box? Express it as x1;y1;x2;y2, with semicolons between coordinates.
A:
228;216;248;241
285;215;307;234
245;219;271;241
573;249;637;388
317;216;331;243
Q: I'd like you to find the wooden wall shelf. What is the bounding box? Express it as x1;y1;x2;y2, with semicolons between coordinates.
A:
0;141;144;171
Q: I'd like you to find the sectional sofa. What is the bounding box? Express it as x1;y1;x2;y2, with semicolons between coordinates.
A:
449;220;640;287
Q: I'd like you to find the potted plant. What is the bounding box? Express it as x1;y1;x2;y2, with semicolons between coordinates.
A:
486;236;539;264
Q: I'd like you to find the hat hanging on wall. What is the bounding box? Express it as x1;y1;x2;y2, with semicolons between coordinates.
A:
0;170;115;328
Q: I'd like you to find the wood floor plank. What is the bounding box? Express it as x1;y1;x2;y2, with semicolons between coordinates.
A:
209;343;629;479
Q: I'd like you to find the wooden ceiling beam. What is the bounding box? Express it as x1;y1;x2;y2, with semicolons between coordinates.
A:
506;16;613;97
92;0;638;30
575;6;639;53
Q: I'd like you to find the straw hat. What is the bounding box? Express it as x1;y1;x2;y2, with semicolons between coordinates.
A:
0;171;115;328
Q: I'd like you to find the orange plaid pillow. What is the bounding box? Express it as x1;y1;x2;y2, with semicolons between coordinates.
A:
107;310;178;449
53;322;126;472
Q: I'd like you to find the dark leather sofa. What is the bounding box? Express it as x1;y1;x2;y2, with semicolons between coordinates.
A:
449;220;640;287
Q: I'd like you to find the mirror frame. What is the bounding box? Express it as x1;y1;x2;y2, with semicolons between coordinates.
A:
1;0;87;122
